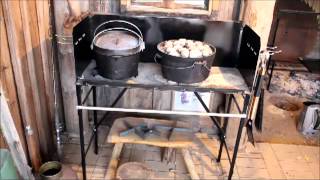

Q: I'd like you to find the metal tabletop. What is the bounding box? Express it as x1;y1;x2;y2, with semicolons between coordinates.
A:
77;61;250;94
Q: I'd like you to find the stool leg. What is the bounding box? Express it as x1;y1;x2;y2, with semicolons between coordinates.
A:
105;143;124;179
181;148;200;180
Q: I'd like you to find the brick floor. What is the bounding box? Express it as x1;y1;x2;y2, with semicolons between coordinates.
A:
61;126;320;180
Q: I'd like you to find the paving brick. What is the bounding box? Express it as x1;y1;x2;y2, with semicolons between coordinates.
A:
133;144;148;150
237;167;270;179
119;158;129;166
130;149;145;162
236;157;266;169
120;147;132;159
219;160;239;178
283;169;315;179
198;155;215;166
146;160;173;172
153;171;175;179
144;150;162;161
308;162;320;179
279;159;311;172
62;153;81;164
69;163;80;172
63;144;81;154
145;145;161;152
95;157;110;167
256;143;286;179
271;144;303;161
98;147;113;157
199;174;219;180
124;143;133;149
175;154;188;173
77;165;95;180
298;145;320;163
191;154;202;165
91;166;107;179
174;172;191;180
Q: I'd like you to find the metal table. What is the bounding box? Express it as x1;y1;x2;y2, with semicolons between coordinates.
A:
75;61;252;180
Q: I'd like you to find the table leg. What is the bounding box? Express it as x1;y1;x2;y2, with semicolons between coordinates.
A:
267;60;275;90
76;85;87;180
217;94;232;162
93;86;98;154
194;92;231;163
227;94;250;180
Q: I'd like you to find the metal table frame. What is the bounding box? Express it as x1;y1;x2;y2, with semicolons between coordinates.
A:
75;81;251;180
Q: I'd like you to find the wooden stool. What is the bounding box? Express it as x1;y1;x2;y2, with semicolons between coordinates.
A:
105;117;199;180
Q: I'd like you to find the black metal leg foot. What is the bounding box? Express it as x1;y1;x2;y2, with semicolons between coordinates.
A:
267;61;275;91
93;86;98;154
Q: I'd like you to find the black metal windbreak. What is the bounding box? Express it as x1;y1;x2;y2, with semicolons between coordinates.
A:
73;14;260;89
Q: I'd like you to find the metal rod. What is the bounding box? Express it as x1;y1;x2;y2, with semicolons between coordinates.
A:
76;86;87;180
227;94;250;180
85;87;128;156
217;95;232;163
267;61;275;90
194;92;232;163
93;86;98;154
231;94;242;113
85;131;95;156
194;92;222;129
96;88;127;128
76;106;247;118
279;9;320;15
81;86;93;105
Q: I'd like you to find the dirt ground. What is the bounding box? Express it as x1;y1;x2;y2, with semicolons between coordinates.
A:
253;91;319;146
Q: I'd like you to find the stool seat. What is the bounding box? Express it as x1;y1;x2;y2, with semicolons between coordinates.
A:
107;117;194;148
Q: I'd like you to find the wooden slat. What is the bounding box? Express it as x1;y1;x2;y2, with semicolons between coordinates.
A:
2;0;42;171
216;0;235;20
181;148;200;180
20;0;54;159
0;2;28;156
35;0;55;131
107;117;194;148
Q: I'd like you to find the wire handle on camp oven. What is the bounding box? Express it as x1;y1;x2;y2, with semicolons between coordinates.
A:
90;20;145;51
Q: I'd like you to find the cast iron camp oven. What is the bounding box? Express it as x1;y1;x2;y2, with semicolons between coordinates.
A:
91;20;145;80
155;41;216;83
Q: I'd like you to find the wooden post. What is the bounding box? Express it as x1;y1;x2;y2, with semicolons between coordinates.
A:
19;0;54;159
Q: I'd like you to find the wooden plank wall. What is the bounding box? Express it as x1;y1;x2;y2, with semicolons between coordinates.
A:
241;0;276;48
1;0;55;171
